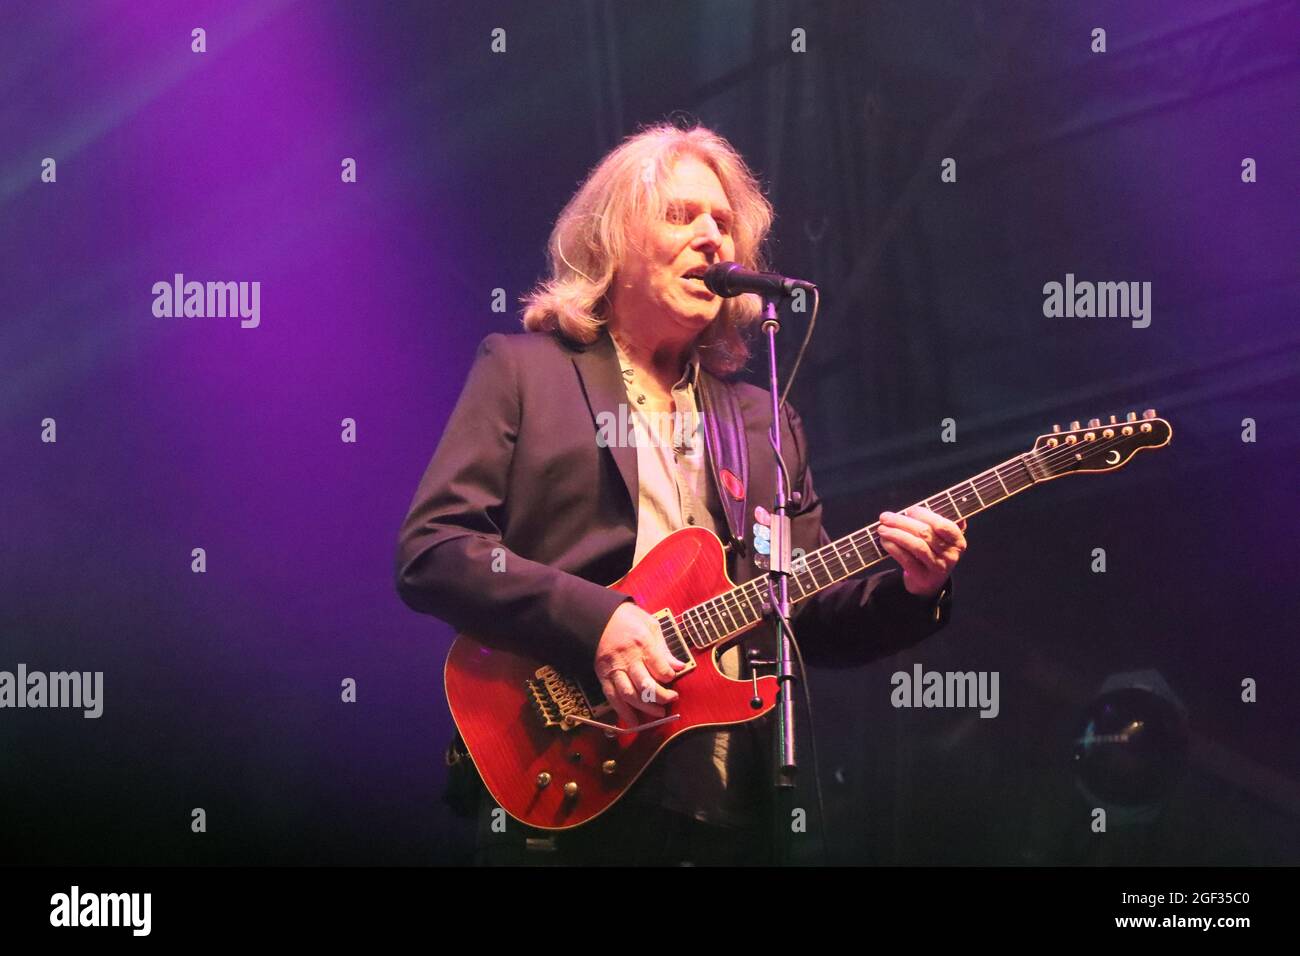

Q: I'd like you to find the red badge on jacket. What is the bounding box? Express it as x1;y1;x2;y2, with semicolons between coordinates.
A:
719;468;745;501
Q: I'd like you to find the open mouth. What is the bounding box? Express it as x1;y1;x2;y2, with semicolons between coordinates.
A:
680;276;714;297
680;266;708;281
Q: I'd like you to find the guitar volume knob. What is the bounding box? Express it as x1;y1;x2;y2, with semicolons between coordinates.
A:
536;772;551;789
563;781;579;799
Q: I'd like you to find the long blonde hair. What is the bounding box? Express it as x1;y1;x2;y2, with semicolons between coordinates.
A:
521;122;774;377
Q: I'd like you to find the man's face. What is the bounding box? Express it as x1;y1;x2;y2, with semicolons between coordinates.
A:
612;156;737;337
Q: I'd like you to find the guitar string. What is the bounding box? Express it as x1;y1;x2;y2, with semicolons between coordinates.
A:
708;426;1157;640
669;425;1165;650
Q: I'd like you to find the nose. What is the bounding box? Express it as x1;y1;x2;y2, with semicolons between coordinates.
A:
692;215;724;251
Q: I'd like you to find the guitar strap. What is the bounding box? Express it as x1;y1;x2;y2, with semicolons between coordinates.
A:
697;370;749;558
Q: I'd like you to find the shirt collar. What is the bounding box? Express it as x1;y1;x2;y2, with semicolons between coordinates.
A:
609;330;701;390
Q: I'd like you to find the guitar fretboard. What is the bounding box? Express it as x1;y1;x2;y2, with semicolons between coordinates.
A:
663;451;1045;653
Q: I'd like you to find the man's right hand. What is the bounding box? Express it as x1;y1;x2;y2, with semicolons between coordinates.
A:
595;601;688;728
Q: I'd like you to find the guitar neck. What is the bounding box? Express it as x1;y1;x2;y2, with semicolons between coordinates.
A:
675;451;1045;649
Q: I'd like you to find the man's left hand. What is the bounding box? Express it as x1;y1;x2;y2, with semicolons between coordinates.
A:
877;506;967;599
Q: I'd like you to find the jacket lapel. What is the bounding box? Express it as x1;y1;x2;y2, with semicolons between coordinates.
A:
571;330;638;513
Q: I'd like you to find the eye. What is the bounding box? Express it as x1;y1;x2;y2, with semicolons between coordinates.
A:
665;202;688;224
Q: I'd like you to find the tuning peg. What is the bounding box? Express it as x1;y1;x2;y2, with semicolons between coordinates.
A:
1126;411;1137;422
1109;415;1118;425
1051;424;1061;433
1088;418;1101;428
1069;421;1081;431
1142;408;1157;420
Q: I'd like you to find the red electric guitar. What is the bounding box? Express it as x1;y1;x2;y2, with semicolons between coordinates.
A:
444;411;1172;829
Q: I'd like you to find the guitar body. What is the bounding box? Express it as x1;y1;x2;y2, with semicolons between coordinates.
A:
444;527;777;830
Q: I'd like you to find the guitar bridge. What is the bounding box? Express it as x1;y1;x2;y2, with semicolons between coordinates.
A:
526;665;596;731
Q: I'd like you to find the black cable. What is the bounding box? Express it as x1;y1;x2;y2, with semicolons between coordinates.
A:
778;287;819;411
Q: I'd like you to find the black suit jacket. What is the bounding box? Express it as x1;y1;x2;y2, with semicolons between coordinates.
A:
395;328;951;675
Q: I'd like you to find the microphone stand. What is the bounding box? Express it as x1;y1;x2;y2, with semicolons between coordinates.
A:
760;294;799;866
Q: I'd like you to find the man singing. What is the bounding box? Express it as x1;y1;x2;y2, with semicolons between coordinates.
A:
396;122;967;866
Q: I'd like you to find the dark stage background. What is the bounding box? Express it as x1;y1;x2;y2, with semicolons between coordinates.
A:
3;0;1297;865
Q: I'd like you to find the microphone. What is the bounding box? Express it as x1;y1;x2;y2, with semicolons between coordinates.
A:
700;262;817;298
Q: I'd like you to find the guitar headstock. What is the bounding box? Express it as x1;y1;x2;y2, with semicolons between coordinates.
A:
1031;410;1171;479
